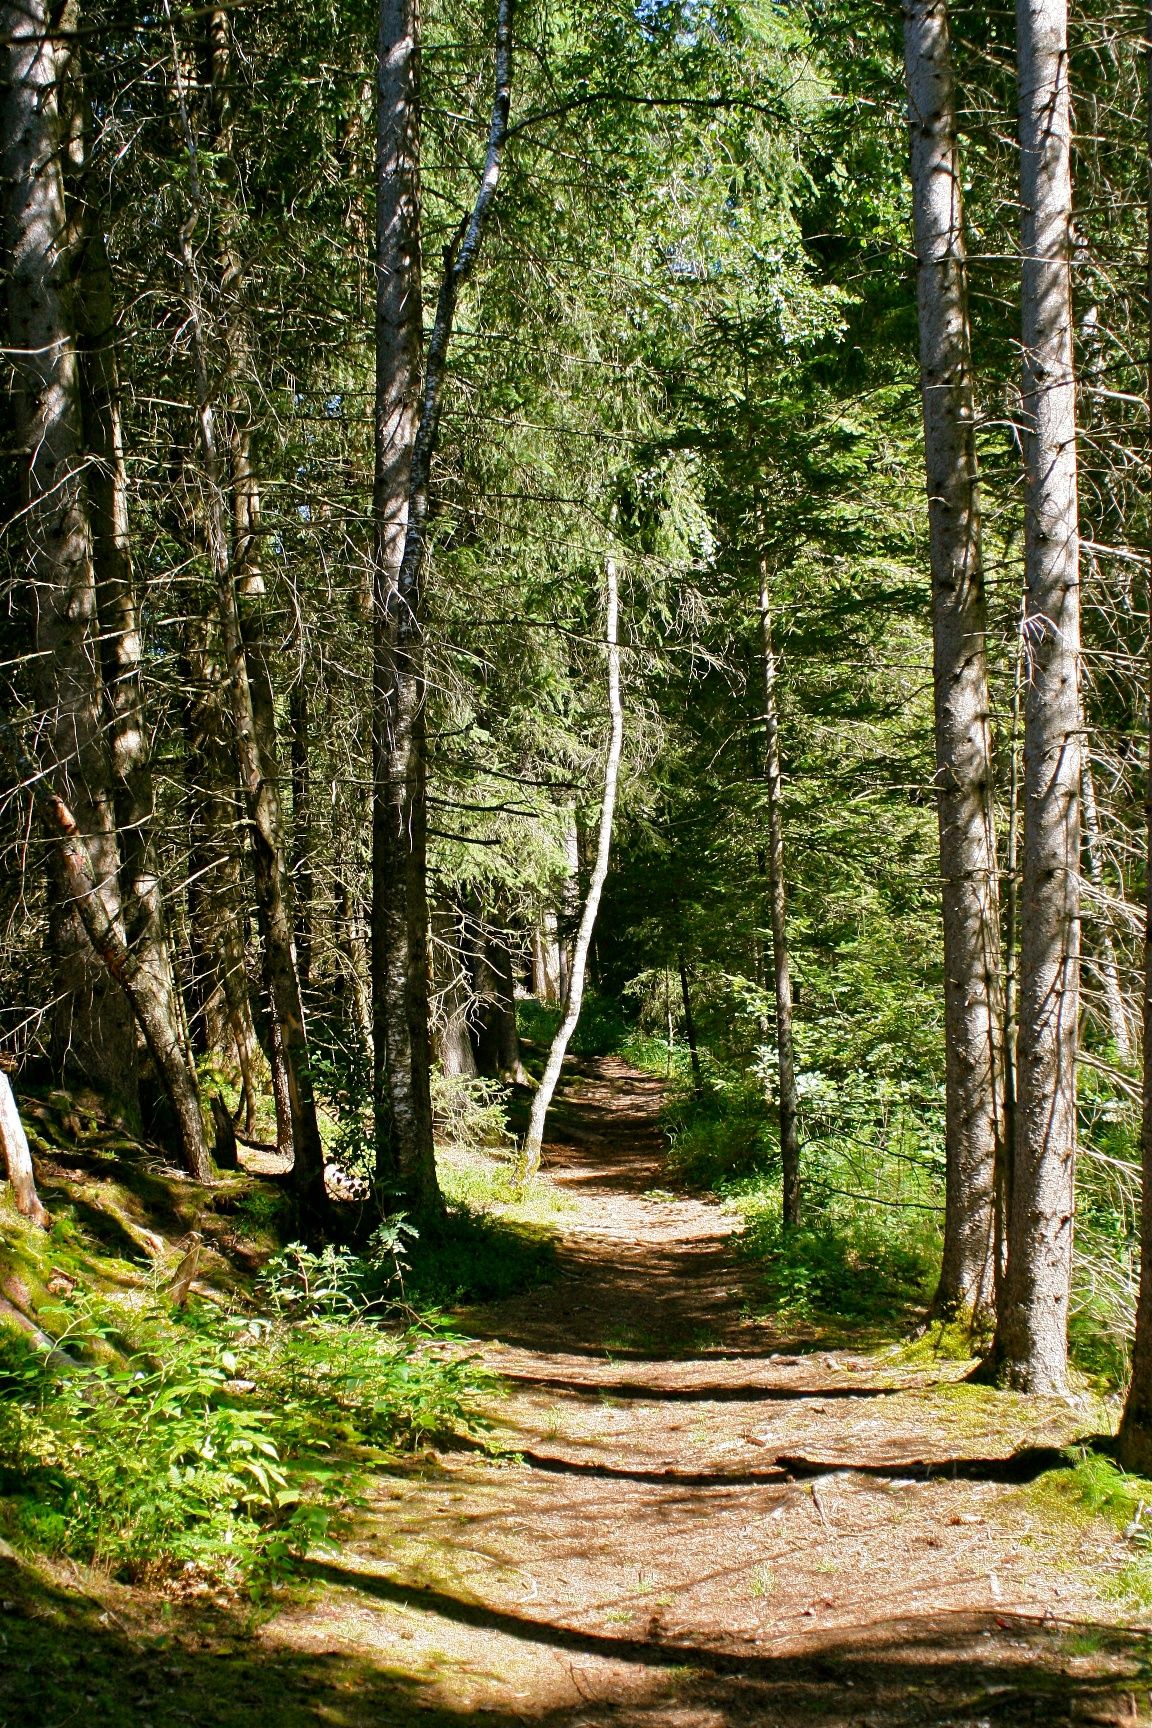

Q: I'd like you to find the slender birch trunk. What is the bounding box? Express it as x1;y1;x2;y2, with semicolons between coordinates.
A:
373;0;513;1213
757;554;800;1225
1;0;137;1113
0;1073;49;1228
1115;3;1152;1473
904;0;1004;1317
521;557;623;1176
988;0;1082;1393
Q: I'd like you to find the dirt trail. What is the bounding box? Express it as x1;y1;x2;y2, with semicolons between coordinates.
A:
253;1056;1150;1725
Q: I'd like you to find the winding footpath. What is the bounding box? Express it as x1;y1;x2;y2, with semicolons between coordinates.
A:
270;1058;1151;1726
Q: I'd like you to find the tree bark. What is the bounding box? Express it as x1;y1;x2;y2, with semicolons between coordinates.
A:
371;0;436;1211
1115;2;1152;1474
372;0;512;1213
904;0;1004;1318
521;556;623;1176
0;1073;50;1228
290;675;314;997
183;611;260;1131
987;0;1082;1393
677;946;703;1100
2;720;213;1180
1;0;137;1114
431;902;479;1079
472;915;528;1084
757;554;800;1225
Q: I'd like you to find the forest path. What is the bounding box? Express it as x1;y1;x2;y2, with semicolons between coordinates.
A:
273;1056;1148;1725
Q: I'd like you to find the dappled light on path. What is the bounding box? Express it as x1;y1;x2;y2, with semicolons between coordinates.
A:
3;1057;1147;1726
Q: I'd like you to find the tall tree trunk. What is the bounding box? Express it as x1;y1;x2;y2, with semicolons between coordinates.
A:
371;0;435;1211
987;0;1082;1393
904;0;1004;1319
60;33;200;1129
290;675;314;996
202;5;303;1158
522;556;623;1176
164;0;326;1225
372;0;512;1214
676;946;703;1099
757;553;800;1225
183;612;260;1131
1115;2;1152;1475
472;915;528;1084
1;0;138;1116
431;902;478;1079
998;607;1026;1306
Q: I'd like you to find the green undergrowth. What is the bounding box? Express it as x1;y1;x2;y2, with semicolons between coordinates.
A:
401;1206;556;1308
0;1149;495;1595
516;992;629;1066
733;1193;938;1340
1027;1446;1152;1608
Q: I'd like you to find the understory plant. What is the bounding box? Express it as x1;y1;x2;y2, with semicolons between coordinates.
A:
0;1281;490;1590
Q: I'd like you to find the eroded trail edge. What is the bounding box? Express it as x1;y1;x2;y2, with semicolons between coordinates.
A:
278;1058;1149;1726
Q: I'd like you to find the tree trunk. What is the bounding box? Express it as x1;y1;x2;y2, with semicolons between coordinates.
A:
998;605;1026;1307
372;0;512;1213
532;907;561;1003
3;724;214;1180
290;675;314;997
757;554;800;1226
1115;2;1152;1474
0;1073;50;1228
371;0;437;1213
431;903;479;1079
164;2;326;1225
904;0;1004;1319
521;556;623;1176
677;946;703;1099
472;916;528;1084
1;0;137;1115
183;611;260;1131
987;0;1082;1393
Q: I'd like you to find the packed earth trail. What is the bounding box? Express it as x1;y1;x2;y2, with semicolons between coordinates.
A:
3;1058;1151;1726
278;1059;1150;1725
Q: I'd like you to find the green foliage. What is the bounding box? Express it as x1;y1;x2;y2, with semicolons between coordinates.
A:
735;1193;937;1332
0;1284;489;1590
401;1209;556;1309
516;993;628;1060
431;1073;516;1154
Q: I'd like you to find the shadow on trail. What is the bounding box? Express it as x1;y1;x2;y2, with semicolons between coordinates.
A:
500;1371;904;1403
443;1440;1073;1491
4;1554;1147;1727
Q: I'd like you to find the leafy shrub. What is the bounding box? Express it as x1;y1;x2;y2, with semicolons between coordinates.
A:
736;1195;938;1330
0;1285;489;1590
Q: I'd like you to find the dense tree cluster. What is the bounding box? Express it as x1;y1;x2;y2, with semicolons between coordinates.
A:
2;0;1152;1433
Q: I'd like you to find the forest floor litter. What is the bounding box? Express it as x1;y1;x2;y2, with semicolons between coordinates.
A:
3;1056;1151;1725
